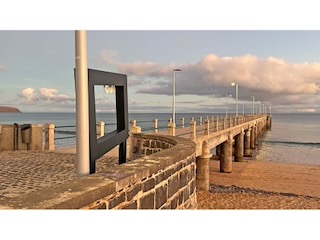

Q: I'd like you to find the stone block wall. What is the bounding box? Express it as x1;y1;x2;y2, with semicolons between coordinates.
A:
10;134;197;210
0;124;43;151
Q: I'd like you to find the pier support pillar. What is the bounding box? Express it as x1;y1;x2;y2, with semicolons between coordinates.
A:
250;126;256;149
234;130;244;162
215;144;221;160
244;128;252;157
220;134;233;173
196;141;212;191
153;119;158;133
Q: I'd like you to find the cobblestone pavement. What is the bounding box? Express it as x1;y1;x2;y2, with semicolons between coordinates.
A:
0;150;120;203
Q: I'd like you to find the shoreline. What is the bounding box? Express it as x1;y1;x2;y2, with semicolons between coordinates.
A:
197;159;320;209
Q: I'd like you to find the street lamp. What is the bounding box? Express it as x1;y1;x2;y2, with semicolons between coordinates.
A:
225;92;232;117
173;69;181;125
251;96;255;115
269;106;272;115
231;82;238;116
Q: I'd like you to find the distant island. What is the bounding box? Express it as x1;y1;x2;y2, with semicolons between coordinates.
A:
0;106;21;113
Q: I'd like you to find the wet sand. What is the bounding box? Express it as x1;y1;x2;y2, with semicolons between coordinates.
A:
197;159;320;209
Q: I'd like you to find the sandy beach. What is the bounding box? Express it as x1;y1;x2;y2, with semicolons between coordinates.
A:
197;159;320;209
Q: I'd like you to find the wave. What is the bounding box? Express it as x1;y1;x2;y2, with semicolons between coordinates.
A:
264;140;320;148
54;130;77;135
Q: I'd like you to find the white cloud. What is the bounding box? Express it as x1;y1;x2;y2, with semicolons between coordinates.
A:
18;87;74;105
101;52;320;108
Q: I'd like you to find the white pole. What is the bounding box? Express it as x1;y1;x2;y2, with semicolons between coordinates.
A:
173;71;176;125
252;96;255;115
236;84;238;116
172;69;181;126
75;30;90;177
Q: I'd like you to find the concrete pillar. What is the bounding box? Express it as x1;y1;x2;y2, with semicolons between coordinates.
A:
244;128;252;157
153;119;158;133
234;130;244;162
220;134;233;173
199;116;203;126
216;117;219;132
250;126;256;149
181;117;185;128
190;120;196;140
96;121;105;138
168;123;176;136
128;124;142;160
204;117;209;135
196;141;212;191
44;123;55;151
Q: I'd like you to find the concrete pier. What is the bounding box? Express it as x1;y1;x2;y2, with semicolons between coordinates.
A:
250;125;256;149
220;134;233;173
234;130;244;162
244;128;252;157
196;141;212;190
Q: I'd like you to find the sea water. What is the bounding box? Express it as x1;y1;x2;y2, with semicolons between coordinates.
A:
1;112;319;166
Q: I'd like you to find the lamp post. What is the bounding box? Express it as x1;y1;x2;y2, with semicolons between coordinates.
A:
269;106;272;115
225;92;232;117
172;69;181;126
251;96;255;115
231;82;238;116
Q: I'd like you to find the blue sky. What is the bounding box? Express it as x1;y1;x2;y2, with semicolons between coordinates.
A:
1;1;320;113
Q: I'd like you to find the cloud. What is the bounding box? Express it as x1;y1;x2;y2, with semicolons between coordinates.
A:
101;52;320;107
18;87;74;105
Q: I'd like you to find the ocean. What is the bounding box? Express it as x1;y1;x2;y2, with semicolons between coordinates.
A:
0;112;319;166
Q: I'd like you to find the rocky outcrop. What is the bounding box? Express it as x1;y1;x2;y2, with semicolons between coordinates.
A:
0;106;21;113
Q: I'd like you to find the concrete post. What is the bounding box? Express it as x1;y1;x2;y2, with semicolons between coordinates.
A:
204;117;210;135
220;134;233;173
168;122;176;136
196;141;212;191
223;117;226;129
128;124;142;160
44;123;55;151
230;116;232;127
216;117;219;132
190;120;196;140
244;128;252;157
96;121;105;138
199;116;203;126
234;130;244;162
153;119;158;133
250;126;256;149
181;117;185;128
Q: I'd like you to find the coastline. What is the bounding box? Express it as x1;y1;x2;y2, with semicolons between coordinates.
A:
197;159;320;209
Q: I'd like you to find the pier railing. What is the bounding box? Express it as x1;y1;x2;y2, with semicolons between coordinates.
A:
43;114;267;151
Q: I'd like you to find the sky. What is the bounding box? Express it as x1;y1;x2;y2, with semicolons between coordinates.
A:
1;1;320;114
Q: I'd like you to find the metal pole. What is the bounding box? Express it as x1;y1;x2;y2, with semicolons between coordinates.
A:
172;69;181;126
173;71;176;125
75;30;90;177
236;84;238;116
252;96;255;115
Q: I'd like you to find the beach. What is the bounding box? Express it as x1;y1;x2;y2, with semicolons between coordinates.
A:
197;159;320;209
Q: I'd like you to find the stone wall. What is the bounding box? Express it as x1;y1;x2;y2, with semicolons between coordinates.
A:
10;134;197;209
0;124;43;151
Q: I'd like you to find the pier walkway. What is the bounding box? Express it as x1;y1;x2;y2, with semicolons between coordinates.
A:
0;113;298;210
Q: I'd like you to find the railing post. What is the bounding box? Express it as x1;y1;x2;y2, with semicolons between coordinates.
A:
96;121;105;138
190;120;196;140
204;117;210;135
216;116;219;132
44;123;55;151
168;118;176;136
181;117;185;128
199;116;203;126
153;119;158;133
223;117;226;129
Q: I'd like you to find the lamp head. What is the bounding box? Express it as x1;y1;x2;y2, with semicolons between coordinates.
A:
173;69;182;72
231;82;237;86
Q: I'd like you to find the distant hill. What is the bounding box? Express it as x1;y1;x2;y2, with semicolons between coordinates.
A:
0;106;21;113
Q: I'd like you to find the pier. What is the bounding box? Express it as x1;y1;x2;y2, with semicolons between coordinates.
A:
0;113;272;209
